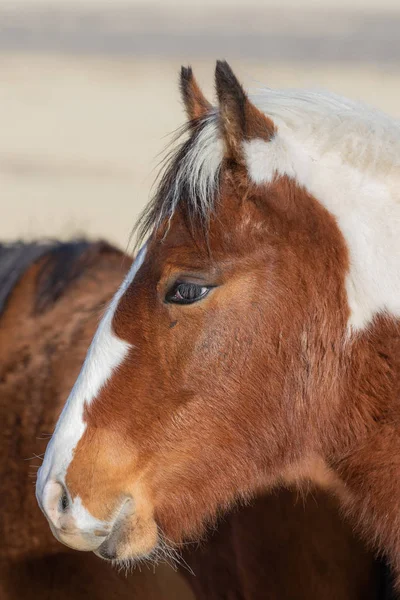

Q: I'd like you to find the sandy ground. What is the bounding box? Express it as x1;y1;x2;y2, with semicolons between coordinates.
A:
2;54;400;249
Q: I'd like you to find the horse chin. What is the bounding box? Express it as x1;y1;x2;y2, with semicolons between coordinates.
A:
94;513;159;564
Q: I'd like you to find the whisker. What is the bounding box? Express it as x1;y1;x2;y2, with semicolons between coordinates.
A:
24;453;45;461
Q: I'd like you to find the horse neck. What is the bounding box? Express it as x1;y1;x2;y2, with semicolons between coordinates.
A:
328;314;400;587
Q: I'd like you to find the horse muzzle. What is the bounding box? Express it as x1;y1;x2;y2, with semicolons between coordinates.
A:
36;474;158;560
36;477;116;551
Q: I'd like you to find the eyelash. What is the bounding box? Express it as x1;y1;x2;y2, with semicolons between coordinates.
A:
165;282;212;305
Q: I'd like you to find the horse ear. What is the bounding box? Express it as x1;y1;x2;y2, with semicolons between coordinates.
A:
180;66;213;122
215;60;275;161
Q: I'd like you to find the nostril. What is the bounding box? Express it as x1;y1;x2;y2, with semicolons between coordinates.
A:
59;491;69;512
41;480;70;527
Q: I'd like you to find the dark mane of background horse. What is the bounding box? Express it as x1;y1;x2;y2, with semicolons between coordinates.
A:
0;239;119;316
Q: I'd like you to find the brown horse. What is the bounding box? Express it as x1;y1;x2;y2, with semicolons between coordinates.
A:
36;62;400;593
1;240;383;599
1;240;388;598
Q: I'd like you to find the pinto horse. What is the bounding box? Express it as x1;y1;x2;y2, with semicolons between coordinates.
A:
1;241;382;598
36;62;400;592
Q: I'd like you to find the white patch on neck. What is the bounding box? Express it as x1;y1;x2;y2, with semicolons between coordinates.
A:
244;128;400;331
37;246;146;495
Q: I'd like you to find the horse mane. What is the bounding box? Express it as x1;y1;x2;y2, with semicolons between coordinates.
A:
134;86;400;247
0;240;119;316
134;112;223;247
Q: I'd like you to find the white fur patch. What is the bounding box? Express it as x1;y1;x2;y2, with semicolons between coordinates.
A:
37;247;146;506
240;86;400;331
244;126;400;331
42;480;109;534
182;115;224;217
71;495;110;530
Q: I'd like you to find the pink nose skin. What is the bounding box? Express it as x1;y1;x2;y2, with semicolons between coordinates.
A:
41;480;67;529
39;480;110;552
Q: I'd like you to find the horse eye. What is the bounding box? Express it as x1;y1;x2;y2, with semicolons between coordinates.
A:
166;282;211;305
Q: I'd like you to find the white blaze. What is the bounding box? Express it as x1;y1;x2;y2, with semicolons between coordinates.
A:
37;246;146;526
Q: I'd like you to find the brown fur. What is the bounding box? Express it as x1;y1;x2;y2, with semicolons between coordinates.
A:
180;66;213;122
183;488;383;600
46;63;400;593
66;170;352;543
215;60;275;159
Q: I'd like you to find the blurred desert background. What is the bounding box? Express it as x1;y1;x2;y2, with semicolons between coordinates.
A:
2;0;400;249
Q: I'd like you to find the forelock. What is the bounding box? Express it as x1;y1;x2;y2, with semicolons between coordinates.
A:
133;84;400;249
134;111;224;246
